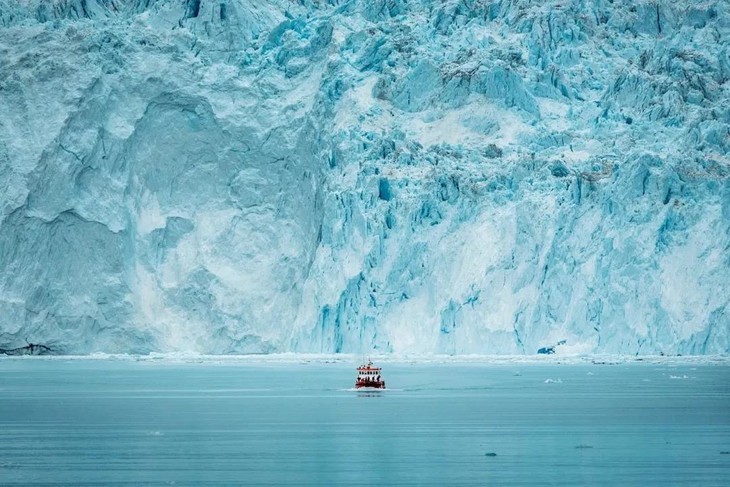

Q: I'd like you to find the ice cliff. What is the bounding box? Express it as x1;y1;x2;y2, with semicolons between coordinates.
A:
0;0;728;355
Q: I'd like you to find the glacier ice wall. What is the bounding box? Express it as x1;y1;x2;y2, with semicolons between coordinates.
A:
0;0;728;355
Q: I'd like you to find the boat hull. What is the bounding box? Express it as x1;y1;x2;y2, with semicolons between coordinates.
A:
355;380;385;389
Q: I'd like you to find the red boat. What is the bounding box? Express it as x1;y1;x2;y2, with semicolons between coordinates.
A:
355;360;386;389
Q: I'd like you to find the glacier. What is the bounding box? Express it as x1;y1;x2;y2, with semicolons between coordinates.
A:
0;0;728;355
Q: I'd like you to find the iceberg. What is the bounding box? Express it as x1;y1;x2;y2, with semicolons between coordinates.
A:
0;0;728;355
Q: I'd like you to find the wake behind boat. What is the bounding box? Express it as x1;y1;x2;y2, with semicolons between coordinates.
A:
355;359;386;389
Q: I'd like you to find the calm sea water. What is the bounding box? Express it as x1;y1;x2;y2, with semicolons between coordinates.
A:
0;359;728;486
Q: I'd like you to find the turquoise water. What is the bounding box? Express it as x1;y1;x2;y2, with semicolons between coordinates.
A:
0;360;728;486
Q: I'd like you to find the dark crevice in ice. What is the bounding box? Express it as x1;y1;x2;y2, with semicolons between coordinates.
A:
0;343;54;355
185;0;201;19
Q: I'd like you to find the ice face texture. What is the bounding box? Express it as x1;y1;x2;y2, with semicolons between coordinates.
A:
0;0;728;355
